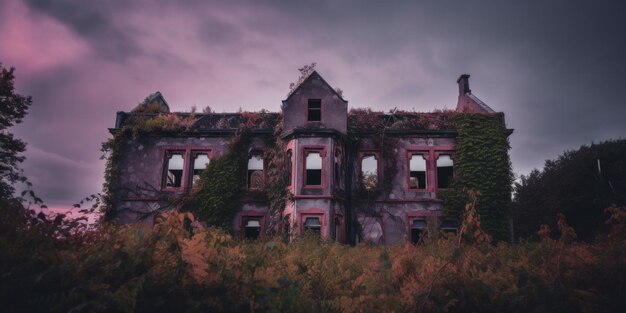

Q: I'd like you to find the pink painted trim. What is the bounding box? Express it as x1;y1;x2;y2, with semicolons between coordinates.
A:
240;211;267;240
301;146;327;189
298;208;326;238
406;150;430;192
405;146;456;193
358;150;382;187
160;147;213;191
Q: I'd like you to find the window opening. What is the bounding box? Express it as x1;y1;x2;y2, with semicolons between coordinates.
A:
361;154;379;189
334;216;341;241
305;152;322;186
409;154;427;189
286;150;293;186
307;99;321;121
441;219;459;235
334;150;341;187
411;219;427;244
192;152;210;187
437;154;454;189
303;217;321;235
243;218;261;240
247;153;264;189
165;152;185;188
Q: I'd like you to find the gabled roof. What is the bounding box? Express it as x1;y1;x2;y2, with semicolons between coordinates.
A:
131;91;170;113
467;93;495;113
284;71;346;102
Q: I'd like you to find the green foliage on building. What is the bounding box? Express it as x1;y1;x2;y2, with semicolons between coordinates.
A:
441;113;513;242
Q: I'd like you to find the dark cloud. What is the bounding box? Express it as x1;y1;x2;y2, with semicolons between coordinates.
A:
24;0;141;60
3;0;626;207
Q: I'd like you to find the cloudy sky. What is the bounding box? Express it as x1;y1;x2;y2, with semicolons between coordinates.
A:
1;0;625;208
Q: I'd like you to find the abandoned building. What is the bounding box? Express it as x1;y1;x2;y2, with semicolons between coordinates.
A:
108;71;512;244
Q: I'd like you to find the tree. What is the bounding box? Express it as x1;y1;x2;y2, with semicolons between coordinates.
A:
0;64;32;201
512;140;626;241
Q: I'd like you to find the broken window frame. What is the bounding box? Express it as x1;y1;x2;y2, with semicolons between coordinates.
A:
240;213;265;240
435;152;455;190
408;151;429;191
162;150;187;190
190;150;211;188
307;99;322;122
299;211;325;237
406;147;455;193
409;218;428;245
303;148;325;188
359;151;381;190
247;151;265;189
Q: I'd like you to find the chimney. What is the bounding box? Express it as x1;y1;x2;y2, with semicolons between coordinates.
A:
457;74;471;95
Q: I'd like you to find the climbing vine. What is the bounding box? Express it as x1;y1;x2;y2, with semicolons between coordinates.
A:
186;132;250;229
440;113;513;242
100;113;197;220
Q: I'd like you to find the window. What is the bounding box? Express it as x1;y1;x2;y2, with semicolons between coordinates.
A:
361;154;379;190
334;149;341;187
303;217;321;235
410;218;427;244
436;154;454;189
307;99;321;121
191;151;210;187
409;153;427;190
286;150;293;186
242;217;261;240
247;153;264;189
305;151;322;186
441;219;459;235
164;152;185;188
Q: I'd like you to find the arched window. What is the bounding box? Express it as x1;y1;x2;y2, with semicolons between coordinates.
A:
361;154;379;189
164;152;185;188
191;152;210;187
436;154;454;189
409;154;427;189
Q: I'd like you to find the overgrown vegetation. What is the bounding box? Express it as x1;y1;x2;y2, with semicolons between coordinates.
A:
440;113;513;242
184;132;250;228
513;139;626;241
2;192;625;312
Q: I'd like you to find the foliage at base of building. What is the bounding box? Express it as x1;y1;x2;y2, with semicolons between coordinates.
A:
2;194;625;312
440;113;513;242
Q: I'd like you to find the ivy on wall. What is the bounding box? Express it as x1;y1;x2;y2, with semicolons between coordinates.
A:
101;110;513;243
186;133;250;229
100;113;198;220
440;113;513;242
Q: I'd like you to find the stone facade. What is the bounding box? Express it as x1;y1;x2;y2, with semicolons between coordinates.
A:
109;72;509;245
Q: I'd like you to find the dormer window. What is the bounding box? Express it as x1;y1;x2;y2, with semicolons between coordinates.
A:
307;99;321;121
